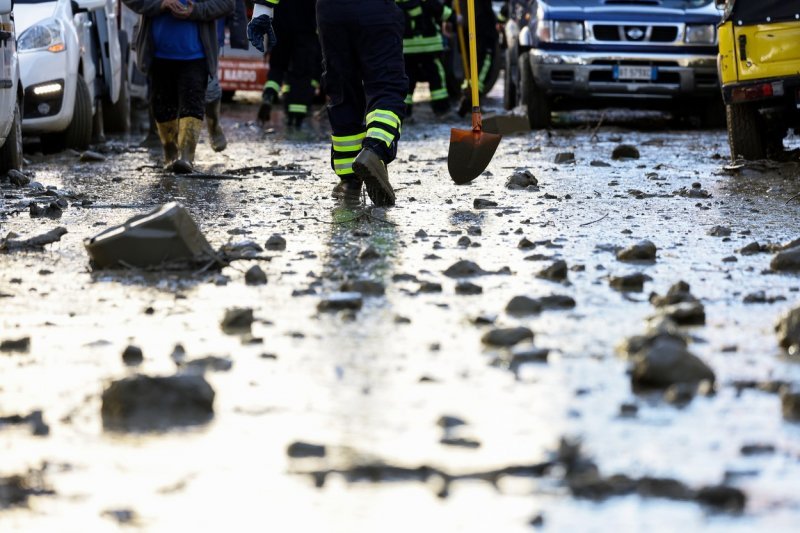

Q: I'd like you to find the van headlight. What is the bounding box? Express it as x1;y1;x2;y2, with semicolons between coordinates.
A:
553;21;584;42
685;24;716;44
18;19;66;53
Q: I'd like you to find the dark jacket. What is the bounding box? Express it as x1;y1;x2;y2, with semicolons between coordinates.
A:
122;0;235;74
397;0;454;55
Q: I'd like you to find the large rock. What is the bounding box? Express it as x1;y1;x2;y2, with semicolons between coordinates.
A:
617;240;657;262
101;374;215;430
776;306;800;354
630;335;715;389
771;246;800;272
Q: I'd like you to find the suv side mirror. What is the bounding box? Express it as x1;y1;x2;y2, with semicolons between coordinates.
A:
0;0;12;16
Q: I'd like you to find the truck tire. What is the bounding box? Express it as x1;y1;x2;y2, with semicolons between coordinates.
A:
726;103;765;160
519;51;551;129
0;100;23;173
103;31;131;134
41;77;93;152
503;46;517;111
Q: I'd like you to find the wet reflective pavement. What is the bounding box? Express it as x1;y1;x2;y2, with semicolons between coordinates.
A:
2;93;800;531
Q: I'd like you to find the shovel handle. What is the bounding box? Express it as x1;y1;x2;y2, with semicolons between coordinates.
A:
472;107;482;133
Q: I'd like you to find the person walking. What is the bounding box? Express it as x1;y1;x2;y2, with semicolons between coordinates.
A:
123;0;234;173
248;0;408;207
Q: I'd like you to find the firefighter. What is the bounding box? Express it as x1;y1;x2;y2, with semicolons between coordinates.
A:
256;0;319;130
248;0;407;207
398;0;455;119
453;0;498;115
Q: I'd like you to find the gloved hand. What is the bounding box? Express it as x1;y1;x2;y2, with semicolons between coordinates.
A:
247;15;277;54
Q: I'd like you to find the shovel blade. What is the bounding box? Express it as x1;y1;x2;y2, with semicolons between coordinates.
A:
448;128;502;185
482;114;530;136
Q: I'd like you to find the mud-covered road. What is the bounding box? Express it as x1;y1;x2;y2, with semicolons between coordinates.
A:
3;90;800;531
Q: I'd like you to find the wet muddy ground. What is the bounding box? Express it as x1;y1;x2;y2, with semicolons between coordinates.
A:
3;88;800;531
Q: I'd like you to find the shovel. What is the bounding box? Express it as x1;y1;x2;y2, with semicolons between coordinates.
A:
448;0;501;185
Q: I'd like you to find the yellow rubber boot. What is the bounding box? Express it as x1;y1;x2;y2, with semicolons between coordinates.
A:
156;119;179;170
172;117;203;174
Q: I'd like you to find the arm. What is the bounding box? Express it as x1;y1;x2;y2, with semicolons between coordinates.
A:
121;0;164;17
190;0;236;21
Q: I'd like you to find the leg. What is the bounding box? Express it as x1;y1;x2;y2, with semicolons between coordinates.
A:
150;59;180;169
205;74;227;152
404;55;417;118
425;54;451;115
173;59;209;173
259;41;290;122
286;37;318;128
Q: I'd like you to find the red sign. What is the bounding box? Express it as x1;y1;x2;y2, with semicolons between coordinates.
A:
218;58;269;92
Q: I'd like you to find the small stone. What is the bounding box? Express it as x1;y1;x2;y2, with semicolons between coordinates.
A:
440;436;481;448
658;302;706;326
740;443;775;456
0;337;30;353
473;198;498;209
443;260;488;278
617;240;657;262
27;410;49;436
781;388;800;421
102;509;137;525
121;345;144;366
80;150;106;163
455;281;482;295
185;356;233;373
612;144;640;160
418;281;443;293
265;234;287;251
619;403;638;417
221;307;254;332
482;327;534;347
590;160;611;167
663;382;697;406
707;225;732;237
436;415;467;429
554;152;575;164
776;306;800;355
631;336;715;389
771;246;800;272
340;279;386;296
244;265;268;285
359;246;380;261
738;242;762;255
286;441;327;458
505;170;538;190
457;236;471;247
317;292;363;312
506;296;542;315
415;229;428;238
695;485;746;512
610;273;649;292
538;260;568;281
538;294;576;309
7;169;30;187
518;237;535;249
509;346;549;366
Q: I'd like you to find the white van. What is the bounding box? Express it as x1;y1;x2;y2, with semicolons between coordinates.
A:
0;0;22;172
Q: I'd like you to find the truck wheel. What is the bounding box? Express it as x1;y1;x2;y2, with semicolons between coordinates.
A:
503;47;517;111
0;100;23;173
42;76;93;152
519;51;551;129
103;31;131;134
726;103;765;160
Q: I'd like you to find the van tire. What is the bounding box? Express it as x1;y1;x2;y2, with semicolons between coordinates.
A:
519;51;550;129
0;100;23;173
726;102;764;160
42;76;93;152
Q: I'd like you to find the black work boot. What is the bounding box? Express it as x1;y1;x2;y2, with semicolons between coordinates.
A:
331;177;363;203
352;148;395;207
205;99;227;152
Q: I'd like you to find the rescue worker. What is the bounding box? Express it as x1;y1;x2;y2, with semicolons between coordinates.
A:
453;0;497;115
398;0;455;119
123;0;234;173
248;0;407;207
256;0;319;130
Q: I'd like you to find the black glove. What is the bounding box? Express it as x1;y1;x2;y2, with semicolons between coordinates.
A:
247;15;277;54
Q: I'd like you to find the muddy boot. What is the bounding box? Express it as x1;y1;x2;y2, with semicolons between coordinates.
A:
156;119;179;170
171;117;203;174
352;148;395;207
331;177;363;203
258;87;278;123
205;99;227;152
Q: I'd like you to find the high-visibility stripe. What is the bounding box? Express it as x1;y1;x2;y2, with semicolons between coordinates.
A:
281;83;290;94
288;104;308;114
311;79;320;89
366;127;394;147
430;88;449;101
366;109;401;129
334;156;357;176
442;6;453;21
264;80;281;93
403;36;445;54
404;94;413;105
264;0;279;5
434;57;447;90
332;132;365;152
479;53;493;91
408;6;422;17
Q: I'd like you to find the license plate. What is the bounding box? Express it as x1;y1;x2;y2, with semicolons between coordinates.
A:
614;65;655;81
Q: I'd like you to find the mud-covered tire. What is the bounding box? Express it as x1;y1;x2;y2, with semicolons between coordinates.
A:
103;31;131;134
726;103;765;160
519;51;550;129
503;47;517;111
0;100;23;173
41;76;93;152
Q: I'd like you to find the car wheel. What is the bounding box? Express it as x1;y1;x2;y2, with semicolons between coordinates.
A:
0;99;23;173
519;51;551;129
42;76;93;152
503;46;517;111
726;102;765;160
104;32;131;134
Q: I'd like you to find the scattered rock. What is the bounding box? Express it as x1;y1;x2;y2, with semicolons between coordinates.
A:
287;441;327;458
318;292;363;312
506;296;542;315
695;485;746;512
436;415;467;429
359;246;380;261
7;169;30;187
617;240;657;262
505;170;538;190
743;291;785;304
0;337;30;353
121;345;144;366
538;294;576;310
0;471;53;508
221;307;254;332
609;273;649;292
658;302;706;326
482;327;534;347
612;145;640;160
455;281;482;295
101;374;215;430
738;242;764;255
101;509;137;525
770;246;800;272
473;198;498;209
265;234;287;251
781;388;800;421
649;281;697;307
629;335;715;389
185;356;233;373
444;260;488;278
518;237;535;249
554;152;575;164
80;150;106;163
776;306;800;355
590;160;611;167
418;281;443;293
29;202;63;219
538;260;568;282
707;225;732;237
0;410;49;436
341;279;386;296
663;382;698;406
740;443;775;456
440;436;481;449
244;265;268;285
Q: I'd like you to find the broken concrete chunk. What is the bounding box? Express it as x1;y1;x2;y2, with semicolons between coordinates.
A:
538;260;568;282
0;337;31;353
617;240;657;262
505;170;538;190
455;281;483;295
244;265;268;285
506;296;543;315
85;203;216;269
482;327;534;347
610;273;649;292
340;279;386;296
776;306;800;355
101;374;215;431
707;225;732;237
318;292;363;312
630;335;715;389
612;145;640;160
1;227;67;252
444;260;488;278
287;441;327;458
221;307;254;332
770;246;800;272
554;152;575;164
265;234;287;251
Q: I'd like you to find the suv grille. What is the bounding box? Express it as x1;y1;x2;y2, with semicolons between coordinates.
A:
591;24;680;43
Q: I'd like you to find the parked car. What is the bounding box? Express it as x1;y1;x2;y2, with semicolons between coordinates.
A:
0;0;23;172
15;0;125;151
717;0;800;160
503;0;723;128
218;39;268;102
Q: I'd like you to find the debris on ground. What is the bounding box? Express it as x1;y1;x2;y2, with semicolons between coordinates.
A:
1;227;67;252
771;246;800;272
621;327;715;389
776;306;800;355
318;292;363;312
0;410;49;436
617;240;657;262
505;170;538;191
0;337;31;353
611;144;640;160
0;469;54;508
538;260;568;281
121;345;144;366
482;327;534;347
244;265;268;285
287;441;327;458
610;273;650;292
221;308;254;333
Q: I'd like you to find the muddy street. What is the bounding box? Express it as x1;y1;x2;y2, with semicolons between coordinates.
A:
2;92;800;531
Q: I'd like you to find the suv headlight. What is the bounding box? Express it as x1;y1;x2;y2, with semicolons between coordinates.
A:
685;24;716;44
553;21;584;42
18;19;66;53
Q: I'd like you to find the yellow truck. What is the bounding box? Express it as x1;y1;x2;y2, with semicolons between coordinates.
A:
717;0;800;159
